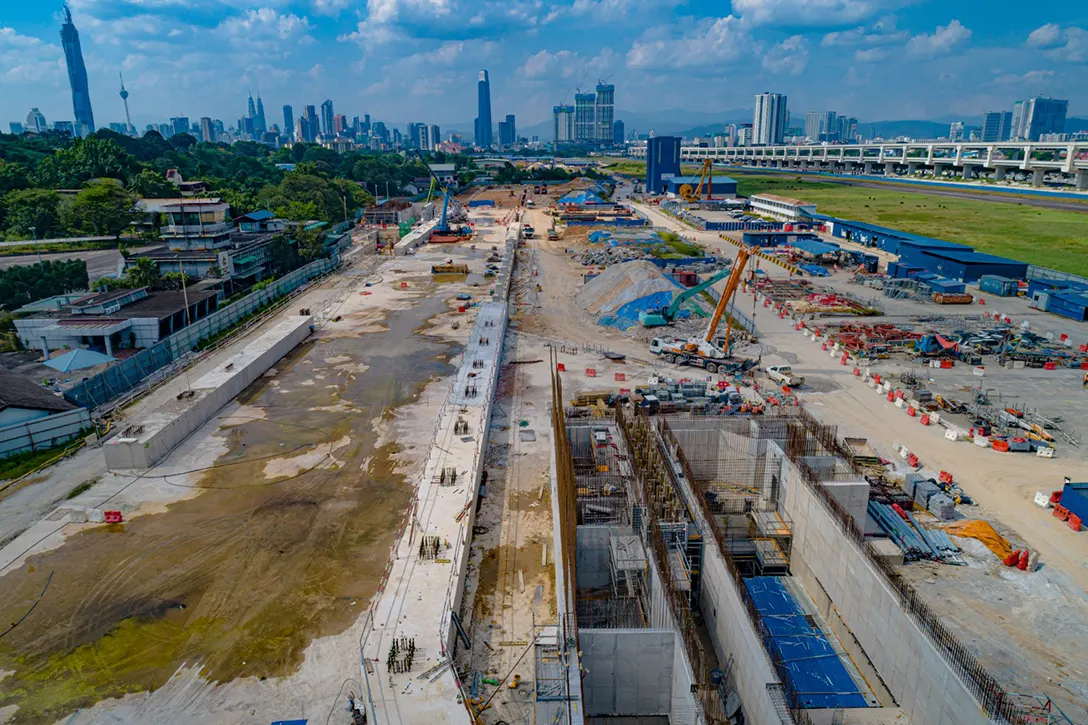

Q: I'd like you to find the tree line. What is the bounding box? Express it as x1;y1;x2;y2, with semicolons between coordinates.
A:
0;259;88;311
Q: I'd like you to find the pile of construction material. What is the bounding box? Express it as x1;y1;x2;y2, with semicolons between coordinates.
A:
576;261;683;330
632;378;756;416
580;246;649;267
790;291;881;316
867;500;962;563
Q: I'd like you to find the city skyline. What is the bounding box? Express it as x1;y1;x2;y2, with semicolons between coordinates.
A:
0;2;1086;133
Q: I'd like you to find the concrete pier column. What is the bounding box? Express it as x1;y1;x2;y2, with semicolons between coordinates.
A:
40;336;49;360
863;162;874;175
104;335;114;357
994;167;1006;181
1076;169;1088;191
884;162;896;176
907;162;919;175
1032;168;1045;187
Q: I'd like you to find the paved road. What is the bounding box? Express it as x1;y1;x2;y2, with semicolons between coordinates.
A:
0;246;160;281
728;168;1088;213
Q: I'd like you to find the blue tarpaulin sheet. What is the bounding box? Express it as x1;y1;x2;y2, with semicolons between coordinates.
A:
599;290;691;330
744;577;868;710
558;190;605;205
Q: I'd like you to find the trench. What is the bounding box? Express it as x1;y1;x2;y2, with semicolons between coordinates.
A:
0;293;459;724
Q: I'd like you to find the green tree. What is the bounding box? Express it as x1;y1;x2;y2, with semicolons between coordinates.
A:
126;256;160;289
268;234;300;275
66;179;136;237
0;162;30;194
33;136;138;188
169;133;197;150
91;276;132;293
296;227;326;263
129;169;176;198
158;272;196;291
3;188;64;239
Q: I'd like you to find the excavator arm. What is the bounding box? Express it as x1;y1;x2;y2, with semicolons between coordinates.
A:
704;248;750;351
663;267;731;320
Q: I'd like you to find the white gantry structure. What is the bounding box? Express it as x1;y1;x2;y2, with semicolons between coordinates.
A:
629;141;1088;189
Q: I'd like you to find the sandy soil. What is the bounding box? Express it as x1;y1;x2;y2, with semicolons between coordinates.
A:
0;243;487;725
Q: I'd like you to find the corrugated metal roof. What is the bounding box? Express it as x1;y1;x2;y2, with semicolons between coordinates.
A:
919;249;1026;265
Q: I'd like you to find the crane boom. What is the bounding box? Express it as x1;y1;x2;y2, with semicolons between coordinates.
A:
704;248;750;346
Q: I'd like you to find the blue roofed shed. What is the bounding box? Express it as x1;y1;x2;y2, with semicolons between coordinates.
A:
784;238;840;257
911;249;1028;283
665;175;737;198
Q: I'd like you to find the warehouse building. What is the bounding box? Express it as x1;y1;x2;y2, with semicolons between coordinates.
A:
905;249;1028;283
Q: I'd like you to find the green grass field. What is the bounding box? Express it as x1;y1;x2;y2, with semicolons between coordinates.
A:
734;174;1088;277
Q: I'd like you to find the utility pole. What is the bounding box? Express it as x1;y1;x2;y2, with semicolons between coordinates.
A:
176;254;191;327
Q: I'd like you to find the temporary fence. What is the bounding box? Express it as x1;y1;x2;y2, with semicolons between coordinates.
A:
0;407;92;459
64;255;339;410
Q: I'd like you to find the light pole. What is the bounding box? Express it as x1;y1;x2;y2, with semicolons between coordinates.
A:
176;254;191;327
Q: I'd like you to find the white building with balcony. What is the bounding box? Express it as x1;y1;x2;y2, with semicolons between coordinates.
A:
748;193;818;222
133;198;286;287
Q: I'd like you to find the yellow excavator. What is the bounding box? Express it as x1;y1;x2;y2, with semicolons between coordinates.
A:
648;248;758;374
678;159;715;202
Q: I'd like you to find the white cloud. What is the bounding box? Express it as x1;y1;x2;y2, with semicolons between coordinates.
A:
1026;25;1088;62
1025;23;1061;48
821;17;907;47
992;69;1056;86
906;19;970;58
732;0;914;27
312;0;351;14
854;47;888;62
627;16;750;69
762;35;809;74
0;28;65;85
522;49;579;79
218;8;314;42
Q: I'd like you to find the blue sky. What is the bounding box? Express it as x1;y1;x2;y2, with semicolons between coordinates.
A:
1;0;1086;133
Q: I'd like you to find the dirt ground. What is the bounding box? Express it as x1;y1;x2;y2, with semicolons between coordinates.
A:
0;252;483;724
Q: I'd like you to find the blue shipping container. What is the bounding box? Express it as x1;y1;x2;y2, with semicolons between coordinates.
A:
929;279;966;294
887;262;899;277
1061;482;1088;521
979;275;1018;297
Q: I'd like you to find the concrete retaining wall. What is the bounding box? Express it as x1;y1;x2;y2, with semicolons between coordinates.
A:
778;444;993;725
103;316;313;470
394;219;437;256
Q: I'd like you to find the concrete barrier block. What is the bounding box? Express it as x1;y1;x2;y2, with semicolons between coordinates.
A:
944;429;959;441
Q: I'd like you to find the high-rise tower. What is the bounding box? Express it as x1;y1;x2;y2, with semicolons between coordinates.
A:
255;95;267;133
594;82;615;144
320;100;335;139
61;3;95;136
118;73;133;136
753;92;788;145
474;70;493;147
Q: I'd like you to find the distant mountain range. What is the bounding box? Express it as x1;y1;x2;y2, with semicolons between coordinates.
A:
448;108;1087;144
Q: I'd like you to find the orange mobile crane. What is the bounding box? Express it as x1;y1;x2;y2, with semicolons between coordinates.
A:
649;248;756;373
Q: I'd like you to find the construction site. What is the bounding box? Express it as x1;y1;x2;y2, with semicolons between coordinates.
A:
0;169;1086;725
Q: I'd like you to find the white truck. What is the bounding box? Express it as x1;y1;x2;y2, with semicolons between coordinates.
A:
765;365;805;386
